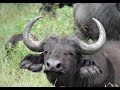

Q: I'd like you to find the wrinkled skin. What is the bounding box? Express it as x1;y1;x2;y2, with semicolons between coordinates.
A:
74;3;120;40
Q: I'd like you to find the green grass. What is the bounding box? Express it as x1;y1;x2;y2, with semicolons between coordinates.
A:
0;3;74;87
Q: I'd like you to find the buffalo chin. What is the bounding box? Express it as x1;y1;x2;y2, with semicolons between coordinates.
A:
44;70;66;86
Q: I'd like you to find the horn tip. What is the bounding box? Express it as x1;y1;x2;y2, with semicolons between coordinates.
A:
37;16;42;19
92;18;96;21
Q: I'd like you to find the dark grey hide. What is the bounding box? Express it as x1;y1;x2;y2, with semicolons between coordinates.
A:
74;3;120;41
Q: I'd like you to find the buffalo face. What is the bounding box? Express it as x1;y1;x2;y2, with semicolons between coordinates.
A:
43;38;83;86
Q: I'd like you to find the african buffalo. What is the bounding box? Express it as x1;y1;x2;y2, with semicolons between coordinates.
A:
20;16;120;87
39;3;74;17
74;3;120;41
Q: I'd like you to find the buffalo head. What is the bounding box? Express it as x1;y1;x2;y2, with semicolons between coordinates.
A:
20;16;106;87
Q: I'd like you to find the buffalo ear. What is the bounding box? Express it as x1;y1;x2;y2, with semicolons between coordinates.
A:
20;53;44;72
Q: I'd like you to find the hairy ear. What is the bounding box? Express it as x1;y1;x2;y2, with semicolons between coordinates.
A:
20;53;44;72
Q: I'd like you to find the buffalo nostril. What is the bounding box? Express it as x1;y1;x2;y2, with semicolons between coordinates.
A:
56;63;62;69
45;59;62;71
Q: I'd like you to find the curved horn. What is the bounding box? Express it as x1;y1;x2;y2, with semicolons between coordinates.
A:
78;18;106;55
23;16;45;52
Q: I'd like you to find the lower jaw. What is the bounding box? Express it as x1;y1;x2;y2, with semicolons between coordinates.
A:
44;72;65;86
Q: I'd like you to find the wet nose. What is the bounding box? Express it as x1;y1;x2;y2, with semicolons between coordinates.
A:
45;59;62;71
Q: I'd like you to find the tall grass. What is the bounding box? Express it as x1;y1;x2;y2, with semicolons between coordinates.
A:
0;3;74;87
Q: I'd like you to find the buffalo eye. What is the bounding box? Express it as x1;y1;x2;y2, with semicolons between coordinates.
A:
64;53;68;56
64;52;75;56
68;52;74;56
44;51;48;54
44;51;51;55
49;52;51;54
